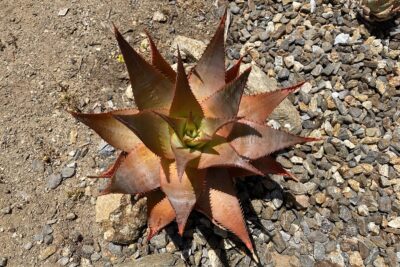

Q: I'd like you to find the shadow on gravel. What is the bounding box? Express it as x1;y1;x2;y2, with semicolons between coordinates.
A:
356;14;400;38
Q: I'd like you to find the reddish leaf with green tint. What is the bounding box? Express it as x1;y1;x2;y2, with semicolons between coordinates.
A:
159;161;205;235
70;109;140;152
169;48;203;118
228;120;317;160
114;26;174;110
238;81;305;123
229;156;299;181
201;67;251;119
101;144;161;195
70;10;318;262
171;144;201;181
189;10;227;101
154;112;187;139
88;152;126;179
114;110;173;159
225;56;243;83
197;137;264;176
198;117;240;137
145;30;176;83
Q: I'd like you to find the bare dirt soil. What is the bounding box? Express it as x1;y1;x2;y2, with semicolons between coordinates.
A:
0;0;219;266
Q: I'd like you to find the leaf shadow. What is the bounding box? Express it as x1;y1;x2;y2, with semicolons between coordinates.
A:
356;13;399;38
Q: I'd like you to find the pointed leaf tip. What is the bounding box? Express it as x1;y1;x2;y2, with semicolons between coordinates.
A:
229;120;316;160
238;80;306;124
99;145;161;195
145;29;176;82
169;45;204;118
226;56;244;83
202;67;251;119
196;170;254;254
160;161;204;236
70;109;141;153
146;190;176;240
188;9;227;101
114;26;174;110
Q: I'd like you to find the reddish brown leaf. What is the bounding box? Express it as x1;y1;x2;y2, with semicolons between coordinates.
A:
145;30;176;83
114;26;174;110
196;137;263;176
195;168;254;253
225;56;243;83
228;156;299;181
238;81;305;124
188;11;227;101
70;109;141;152
171;144;201;181
100;144;161;195
160;160;205;235
114;110;174;159
146;189;176;240
228;120;317;160
201;67;251;119
170;48;204;118
198;117;240;138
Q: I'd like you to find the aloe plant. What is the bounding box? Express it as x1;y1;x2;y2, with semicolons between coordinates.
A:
359;0;400;22
70;11;317;259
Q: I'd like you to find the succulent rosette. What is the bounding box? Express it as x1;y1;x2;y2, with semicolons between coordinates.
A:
70;11;317;257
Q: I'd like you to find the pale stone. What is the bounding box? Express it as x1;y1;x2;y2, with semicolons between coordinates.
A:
343;140;355;149
327;250;345;266
125;84;134;100
357;205;369;216
207;249;224;267
368;222;380;235
348;179;360;192
271;253;300;267
152;11;167;22
388;217;400;229
349;251;365;267
96;194;124;223
171;36;206;60
39;245;57;261
315;192;326;205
